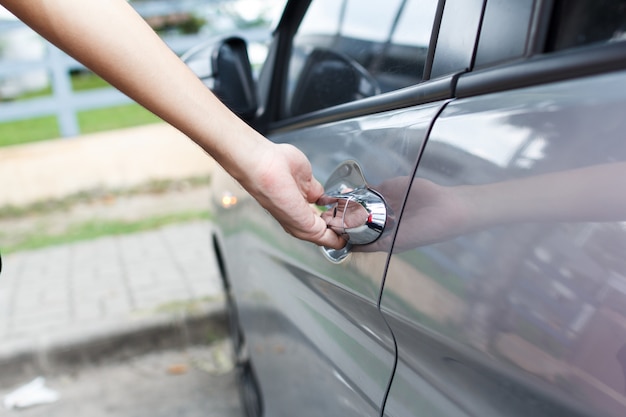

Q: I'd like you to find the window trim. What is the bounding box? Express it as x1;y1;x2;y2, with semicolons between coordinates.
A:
269;74;457;134
261;0;312;127
422;0;447;81
456;42;626;98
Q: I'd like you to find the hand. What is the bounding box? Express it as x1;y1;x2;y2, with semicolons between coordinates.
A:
243;143;345;249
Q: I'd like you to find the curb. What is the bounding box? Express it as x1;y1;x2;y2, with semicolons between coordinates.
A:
0;301;228;389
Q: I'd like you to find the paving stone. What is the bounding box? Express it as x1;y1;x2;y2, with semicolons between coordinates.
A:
0;221;224;376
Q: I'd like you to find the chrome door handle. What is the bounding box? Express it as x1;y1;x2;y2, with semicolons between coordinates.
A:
320;161;388;262
321;188;387;244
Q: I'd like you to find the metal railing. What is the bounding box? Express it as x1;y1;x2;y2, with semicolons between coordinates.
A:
0;2;211;138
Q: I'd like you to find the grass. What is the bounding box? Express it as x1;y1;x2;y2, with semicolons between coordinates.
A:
0;72;161;147
0;103;161;147
0;176;213;254
70;72;110;91
0;115;60;146
3;210;212;254
0;176;211;220
77;104;161;134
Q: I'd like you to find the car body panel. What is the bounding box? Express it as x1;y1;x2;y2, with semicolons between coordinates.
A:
187;0;626;415
382;69;626;417
215;102;445;416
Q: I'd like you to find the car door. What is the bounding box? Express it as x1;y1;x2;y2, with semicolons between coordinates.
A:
381;1;626;416
212;0;466;415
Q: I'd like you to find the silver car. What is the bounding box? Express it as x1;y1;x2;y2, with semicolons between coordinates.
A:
185;0;626;416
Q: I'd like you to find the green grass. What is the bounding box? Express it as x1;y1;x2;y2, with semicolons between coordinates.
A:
0;103;161;147
12;72;111;100
0;115;60;146
77;104;162;134
0;72;161;147
70;72;110;91
16;85;52;101
0;176;211;220
3;210;212;254
0;176;212;254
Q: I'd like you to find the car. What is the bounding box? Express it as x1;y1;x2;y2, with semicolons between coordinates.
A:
183;1;626;416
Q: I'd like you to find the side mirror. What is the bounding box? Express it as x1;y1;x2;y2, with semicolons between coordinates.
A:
183;37;258;122
290;48;380;117
212;37;258;121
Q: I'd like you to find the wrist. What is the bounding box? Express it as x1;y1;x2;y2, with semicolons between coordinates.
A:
228;136;276;195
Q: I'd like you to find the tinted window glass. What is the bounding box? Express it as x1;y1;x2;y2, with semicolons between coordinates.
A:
546;0;626;52
474;0;534;68
283;0;438;118
429;0;484;79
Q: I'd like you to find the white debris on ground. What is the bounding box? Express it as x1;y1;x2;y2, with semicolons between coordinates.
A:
3;377;59;410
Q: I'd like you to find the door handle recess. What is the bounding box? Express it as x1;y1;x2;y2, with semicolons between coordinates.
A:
320;161;388;262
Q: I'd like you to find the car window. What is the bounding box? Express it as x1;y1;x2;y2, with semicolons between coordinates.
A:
546;0;626;52
474;0;534;68
428;0;484;79
283;0;439;118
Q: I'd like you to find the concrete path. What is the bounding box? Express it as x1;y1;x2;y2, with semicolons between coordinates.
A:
0;125;228;390
0;346;244;417
0;221;227;389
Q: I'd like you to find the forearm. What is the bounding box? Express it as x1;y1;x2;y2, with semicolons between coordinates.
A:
1;0;344;249
1;0;265;182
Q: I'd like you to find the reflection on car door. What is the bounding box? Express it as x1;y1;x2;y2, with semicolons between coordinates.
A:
381;70;626;417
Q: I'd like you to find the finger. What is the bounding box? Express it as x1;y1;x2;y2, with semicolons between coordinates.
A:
316;228;347;249
305;215;346;249
305;177;325;203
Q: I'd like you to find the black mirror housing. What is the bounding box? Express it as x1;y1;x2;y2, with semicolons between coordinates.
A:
183;36;259;123
211;37;258;122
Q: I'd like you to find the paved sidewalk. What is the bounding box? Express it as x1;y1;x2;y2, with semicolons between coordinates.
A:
0;124;227;389
0;220;226;388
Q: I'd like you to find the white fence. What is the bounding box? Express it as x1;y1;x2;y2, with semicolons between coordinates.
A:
0;2;212;138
